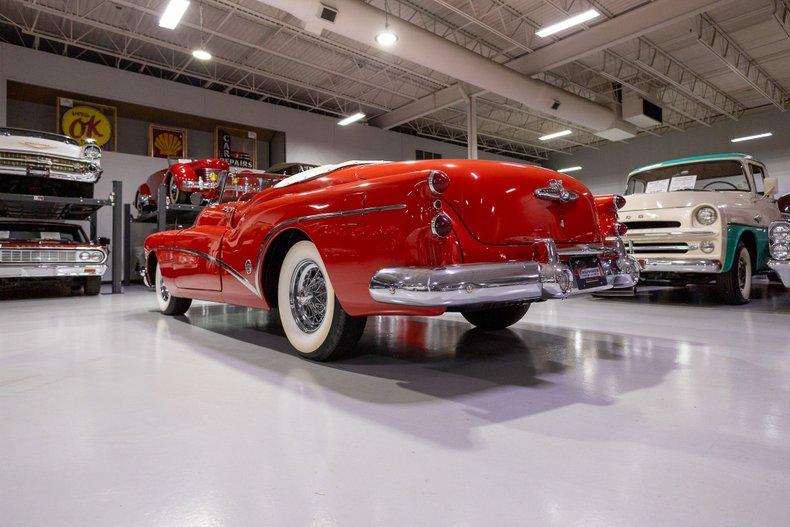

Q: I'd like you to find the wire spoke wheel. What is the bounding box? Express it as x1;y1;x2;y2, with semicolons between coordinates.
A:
289;259;328;333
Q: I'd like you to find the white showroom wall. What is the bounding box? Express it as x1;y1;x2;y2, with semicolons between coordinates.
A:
545;108;790;195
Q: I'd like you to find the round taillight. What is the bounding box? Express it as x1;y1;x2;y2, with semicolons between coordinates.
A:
431;213;452;237
614;195;626;210
615;222;628;236
428;170;450;194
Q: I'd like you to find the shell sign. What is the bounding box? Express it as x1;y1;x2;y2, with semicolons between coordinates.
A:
149;125;188;158
57;98;116;150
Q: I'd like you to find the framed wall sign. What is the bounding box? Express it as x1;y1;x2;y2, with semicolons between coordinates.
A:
214;126;257;169
149;124;188;158
56;97;117;151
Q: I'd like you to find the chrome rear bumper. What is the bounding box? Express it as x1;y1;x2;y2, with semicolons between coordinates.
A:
639;258;722;273
369;239;639;307
768;260;790;287
0;264;107;278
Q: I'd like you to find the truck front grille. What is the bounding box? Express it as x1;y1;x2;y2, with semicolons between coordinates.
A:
623;221;681;230
631;242;689;254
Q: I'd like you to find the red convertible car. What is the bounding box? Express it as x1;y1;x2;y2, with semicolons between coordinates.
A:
143;160;639;361
134;158;229;213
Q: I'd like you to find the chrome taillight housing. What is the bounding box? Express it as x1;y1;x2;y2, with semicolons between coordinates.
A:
431;213;452;237
613;194;626;210
428;170;450;194
614;222;628;236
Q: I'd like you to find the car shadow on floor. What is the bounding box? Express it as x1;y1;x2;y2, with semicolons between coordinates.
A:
163;303;682;437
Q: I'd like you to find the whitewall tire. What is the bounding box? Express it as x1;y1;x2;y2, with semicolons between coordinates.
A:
155;264;192;315
277;241;366;361
717;242;752;305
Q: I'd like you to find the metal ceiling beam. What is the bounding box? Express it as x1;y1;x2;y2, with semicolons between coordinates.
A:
775;0;790;40
371;0;736;129
696;14;787;110
634;37;744;120
9;0;393;114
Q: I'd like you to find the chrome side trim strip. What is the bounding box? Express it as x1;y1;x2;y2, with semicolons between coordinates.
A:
253;203;407;292
150;246;261;297
152;203;407;300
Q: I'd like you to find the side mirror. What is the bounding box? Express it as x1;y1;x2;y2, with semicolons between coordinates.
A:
98;237;111;246
764;177;778;197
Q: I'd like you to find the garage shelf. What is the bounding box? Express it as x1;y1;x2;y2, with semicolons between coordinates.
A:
123;184;206;284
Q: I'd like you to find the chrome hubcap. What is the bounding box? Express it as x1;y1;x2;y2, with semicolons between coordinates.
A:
159;277;170;303
738;254;748;290
289;259;327;333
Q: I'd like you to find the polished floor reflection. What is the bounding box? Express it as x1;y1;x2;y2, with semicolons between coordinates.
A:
1;284;789;525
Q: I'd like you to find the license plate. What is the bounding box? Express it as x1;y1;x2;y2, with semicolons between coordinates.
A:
27;167;50;177
570;256;607;290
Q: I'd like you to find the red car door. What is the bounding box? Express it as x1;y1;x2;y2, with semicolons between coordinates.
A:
172;211;229;291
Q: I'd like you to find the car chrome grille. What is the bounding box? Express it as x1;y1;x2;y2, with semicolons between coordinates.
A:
631;242;689;254
0;249;79;263
0;152;92;174
623;221;682;230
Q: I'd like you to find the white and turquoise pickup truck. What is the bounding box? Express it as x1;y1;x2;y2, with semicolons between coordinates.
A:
620;153;782;304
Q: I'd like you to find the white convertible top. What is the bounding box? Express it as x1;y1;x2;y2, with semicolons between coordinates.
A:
273;160;385;189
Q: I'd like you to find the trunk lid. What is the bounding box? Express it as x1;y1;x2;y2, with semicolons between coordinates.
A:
445;163;601;245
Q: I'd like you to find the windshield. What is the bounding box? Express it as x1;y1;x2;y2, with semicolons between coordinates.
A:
218;172;282;203
0;127;79;146
626;160;751;195
0;223;85;242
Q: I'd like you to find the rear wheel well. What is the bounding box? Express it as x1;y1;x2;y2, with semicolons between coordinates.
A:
261;229;310;308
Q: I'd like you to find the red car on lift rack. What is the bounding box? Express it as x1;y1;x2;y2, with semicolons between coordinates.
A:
142;159;640;362
134;158;229;213
134;159;318;214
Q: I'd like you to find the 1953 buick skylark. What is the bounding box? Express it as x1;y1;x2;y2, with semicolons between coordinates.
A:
143;160;639;361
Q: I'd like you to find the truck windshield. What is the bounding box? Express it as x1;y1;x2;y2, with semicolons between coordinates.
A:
626;160;751;195
0;223;85;242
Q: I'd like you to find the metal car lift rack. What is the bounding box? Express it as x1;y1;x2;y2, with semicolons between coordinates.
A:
123;184;205;285
0;180;124;294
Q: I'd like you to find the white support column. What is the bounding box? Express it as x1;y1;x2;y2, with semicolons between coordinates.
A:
0;46;7;127
466;95;478;160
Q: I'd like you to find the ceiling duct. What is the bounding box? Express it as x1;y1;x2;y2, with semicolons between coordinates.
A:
254;0;636;140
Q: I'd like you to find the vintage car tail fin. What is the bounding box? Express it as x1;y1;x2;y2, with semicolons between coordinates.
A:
594;194;628;238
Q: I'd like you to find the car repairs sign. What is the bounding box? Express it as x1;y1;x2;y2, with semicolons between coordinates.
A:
57;97;116;150
215;126;256;169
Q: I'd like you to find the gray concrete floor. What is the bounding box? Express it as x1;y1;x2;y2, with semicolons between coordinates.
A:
1;283;790;526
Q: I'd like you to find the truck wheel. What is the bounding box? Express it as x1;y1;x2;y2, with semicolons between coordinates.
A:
462;304;530;330
277;241;367;361
155;265;192;315
716;242;751;304
84;276;102;296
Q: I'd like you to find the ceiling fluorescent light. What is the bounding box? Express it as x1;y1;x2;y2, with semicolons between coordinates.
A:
539;129;573;141
536;9;600;38
558;166;582;173
338;112;366;126
159;0;190;30
731;132;773;143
